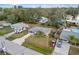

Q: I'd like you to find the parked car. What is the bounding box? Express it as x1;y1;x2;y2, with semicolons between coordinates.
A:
51;40;56;47
56;39;62;48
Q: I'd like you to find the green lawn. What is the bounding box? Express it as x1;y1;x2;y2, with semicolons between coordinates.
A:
69;46;79;55
22;41;53;55
22;32;53;55
0;26;13;35
8;30;28;41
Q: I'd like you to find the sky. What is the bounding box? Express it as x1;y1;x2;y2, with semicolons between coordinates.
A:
0;4;78;8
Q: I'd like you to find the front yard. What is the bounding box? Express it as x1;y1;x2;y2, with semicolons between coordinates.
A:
0;26;13;35
22;31;53;55
7;30;28;41
69;46;79;55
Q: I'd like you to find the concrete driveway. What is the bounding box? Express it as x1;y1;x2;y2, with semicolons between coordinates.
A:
52;40;70;55
12;33;32;45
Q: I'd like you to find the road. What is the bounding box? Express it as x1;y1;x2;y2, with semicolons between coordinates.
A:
0;36;42;55
52;40;70;55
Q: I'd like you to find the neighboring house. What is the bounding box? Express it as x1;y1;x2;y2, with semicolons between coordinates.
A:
37;17;48;23
66;15;79;25
75;15;79;20
60;28;79;41
66;15;73;20
0;21;11;28
11;22;29;33
28;26;51;36
0;21;11;26
66;20;79;24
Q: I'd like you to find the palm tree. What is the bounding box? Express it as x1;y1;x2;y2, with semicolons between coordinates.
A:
68;35;77;46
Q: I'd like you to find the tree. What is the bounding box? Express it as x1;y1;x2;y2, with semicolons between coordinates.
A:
48;15;63;28
7;14;19;23
68;35;77;46
0;12;6;21
49;31;55;37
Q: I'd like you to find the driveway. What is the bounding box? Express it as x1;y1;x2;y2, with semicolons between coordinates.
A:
12;33;32;45
0;36;42;55
52;40;70;55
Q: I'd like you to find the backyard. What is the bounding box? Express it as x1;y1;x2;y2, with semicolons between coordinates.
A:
0;26;13;35
69;46;79;55
7;30;28;41
22;31;53;55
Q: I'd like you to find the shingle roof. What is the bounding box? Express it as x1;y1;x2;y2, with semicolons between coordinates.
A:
29;26;51;35
11;22;29;28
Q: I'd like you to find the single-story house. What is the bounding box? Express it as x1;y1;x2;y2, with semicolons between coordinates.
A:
60;28;79;41
66;20;79;24
37;17;48;23
66;15;73;20
11;22;29;33
75;15;79;20
66;15;79;25
28;26;51;36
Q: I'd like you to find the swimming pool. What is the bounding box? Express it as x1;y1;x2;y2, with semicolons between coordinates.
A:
71;28;79;33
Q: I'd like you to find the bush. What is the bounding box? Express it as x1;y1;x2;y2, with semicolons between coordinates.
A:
68;35;79;46
49;31;55;37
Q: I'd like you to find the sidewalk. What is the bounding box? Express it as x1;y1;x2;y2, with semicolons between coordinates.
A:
4;32;15;38
52;41;70;55
12;33;32;45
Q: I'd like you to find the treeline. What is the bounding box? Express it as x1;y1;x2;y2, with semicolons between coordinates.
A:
0;7;79;27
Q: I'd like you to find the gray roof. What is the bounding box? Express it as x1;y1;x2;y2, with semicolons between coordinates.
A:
11;22;29;28
29;27;51;35
38;17;48;23
60;29;79;40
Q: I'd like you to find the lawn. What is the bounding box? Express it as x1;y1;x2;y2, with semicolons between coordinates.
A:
22;32;53;55
0;26;13;35
69;46;79;55
8;30;28;41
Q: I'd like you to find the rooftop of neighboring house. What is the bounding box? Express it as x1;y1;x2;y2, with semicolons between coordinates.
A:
37;17;48;23
0;21;11;26
11;22;29;28
28;26;51;36
66;15;79;23
66;15;73;20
